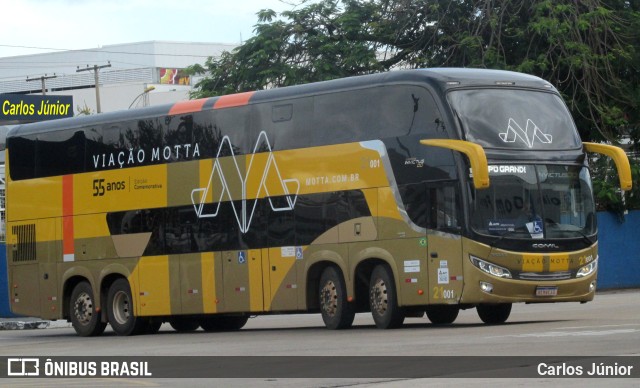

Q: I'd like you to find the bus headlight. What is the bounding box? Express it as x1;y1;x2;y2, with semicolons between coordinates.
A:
576;258;598;278
470;255;512;279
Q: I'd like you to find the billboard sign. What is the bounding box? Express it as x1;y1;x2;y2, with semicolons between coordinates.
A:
159;68;190;85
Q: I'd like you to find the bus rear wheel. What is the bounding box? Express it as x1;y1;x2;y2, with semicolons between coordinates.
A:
369;265;404;329
69;281;107;337
170;318;200;332
144;320;163;334
200;315;249;332
319;266;355;330
107;278;146;336
425;305;459;325
477;303;512;324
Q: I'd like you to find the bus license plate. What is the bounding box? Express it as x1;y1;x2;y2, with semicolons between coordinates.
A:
536;286;558;296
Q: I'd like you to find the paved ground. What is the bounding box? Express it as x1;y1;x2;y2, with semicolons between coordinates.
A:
0;316;71;330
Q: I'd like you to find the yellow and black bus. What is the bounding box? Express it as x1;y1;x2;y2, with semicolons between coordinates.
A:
5;69;631;336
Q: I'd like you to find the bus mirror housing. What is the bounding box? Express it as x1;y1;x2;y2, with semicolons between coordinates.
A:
583;142;632;191
420;139;490;189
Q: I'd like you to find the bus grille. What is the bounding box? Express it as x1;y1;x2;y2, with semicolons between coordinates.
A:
12;224;36;262
518;271;572;281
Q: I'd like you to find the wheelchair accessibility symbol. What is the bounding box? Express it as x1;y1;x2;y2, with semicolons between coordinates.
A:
238;252;246;264
296;247;303;260
533;220;543;234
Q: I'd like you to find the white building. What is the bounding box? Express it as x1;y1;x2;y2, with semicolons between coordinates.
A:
0;41;236;240
0;41;235;116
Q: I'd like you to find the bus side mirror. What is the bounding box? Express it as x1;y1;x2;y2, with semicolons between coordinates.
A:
583;142;632;191
420;139;490;189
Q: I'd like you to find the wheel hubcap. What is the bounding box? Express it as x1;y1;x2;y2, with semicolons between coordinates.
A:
73;291;93;325
112;290;131;325
371;278;388;316
320;280;338;317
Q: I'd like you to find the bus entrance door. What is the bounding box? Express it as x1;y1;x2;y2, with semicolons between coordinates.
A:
426;234;463;304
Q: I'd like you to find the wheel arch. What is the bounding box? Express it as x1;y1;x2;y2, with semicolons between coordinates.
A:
351;247;400;308
99;272;129;323
352;258;390;312
305;260;345;311
98;263;134;320
62;275;91;321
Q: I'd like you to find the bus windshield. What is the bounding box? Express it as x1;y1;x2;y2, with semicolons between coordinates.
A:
470;165;596;239
448;89;582;150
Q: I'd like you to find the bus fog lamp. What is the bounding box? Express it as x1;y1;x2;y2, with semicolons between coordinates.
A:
589;281;596;292
576;258;598;278
480;281;493;293
470;255;512;279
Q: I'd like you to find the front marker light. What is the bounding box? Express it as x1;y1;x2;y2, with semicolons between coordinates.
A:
576;258;598;278
470;255;512;279
480;282;493;293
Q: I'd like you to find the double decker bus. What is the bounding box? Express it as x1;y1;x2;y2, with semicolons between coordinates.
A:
5;69;631;336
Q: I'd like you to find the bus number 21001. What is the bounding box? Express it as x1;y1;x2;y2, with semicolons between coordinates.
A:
433;287;456;300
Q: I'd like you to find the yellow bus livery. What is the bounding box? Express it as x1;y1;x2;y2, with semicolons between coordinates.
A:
5;69;631;336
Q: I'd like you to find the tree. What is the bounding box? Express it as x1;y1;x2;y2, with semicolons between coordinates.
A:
188;0;639;142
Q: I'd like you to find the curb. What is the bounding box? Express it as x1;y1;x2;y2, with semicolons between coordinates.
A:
0;320;72;330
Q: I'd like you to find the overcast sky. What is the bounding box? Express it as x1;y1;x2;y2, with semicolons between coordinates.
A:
0;0;301;58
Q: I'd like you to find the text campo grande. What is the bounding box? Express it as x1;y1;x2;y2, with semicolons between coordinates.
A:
93;143;200;169
39;359;151;377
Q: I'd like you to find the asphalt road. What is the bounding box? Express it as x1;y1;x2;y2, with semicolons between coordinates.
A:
1;289;638;387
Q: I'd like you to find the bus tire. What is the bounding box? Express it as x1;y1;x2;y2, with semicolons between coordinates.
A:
425;305;459;324
200;315;249;332
144;320;162;334
369;264;404;329
69;281;107;337
477;303;512;324
170;318;200;332
107;278;146;336
319;266;355;330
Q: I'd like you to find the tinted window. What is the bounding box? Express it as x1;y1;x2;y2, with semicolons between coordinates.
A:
33;130;85;177
8;135;36;180
253;98;314;152
448;89;581;150
212;107;249;156
314;85;441;146
399;183;428;228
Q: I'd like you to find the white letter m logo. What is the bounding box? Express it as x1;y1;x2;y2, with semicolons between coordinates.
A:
499;118;552;148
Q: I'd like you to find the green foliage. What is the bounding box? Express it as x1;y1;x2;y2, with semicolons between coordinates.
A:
190;1;638;140
188;0;640;213
592;157;640;220
75;102;93;116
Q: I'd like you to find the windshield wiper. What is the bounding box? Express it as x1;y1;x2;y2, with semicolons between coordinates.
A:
490;228;530;247
544;218;595;245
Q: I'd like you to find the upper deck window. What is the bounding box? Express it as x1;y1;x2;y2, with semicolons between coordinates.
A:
448;89;581;151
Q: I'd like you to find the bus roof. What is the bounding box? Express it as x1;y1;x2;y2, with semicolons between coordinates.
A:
7;68;554;138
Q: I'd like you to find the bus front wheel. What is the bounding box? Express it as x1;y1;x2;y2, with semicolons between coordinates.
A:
477;303;512;324
107;278;146;335
319;266;355;330
369;265;405;329
69;281;107;337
